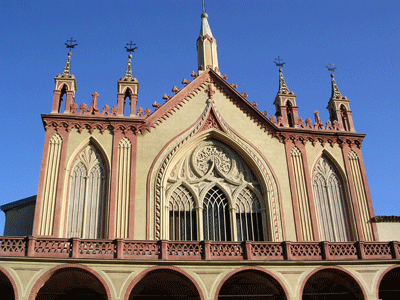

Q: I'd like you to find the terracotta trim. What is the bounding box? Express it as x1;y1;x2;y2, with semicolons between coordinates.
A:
128;132;138;239
299;266;367;300
33;128;55;236
285;141;302;241
0;266;19;300
297;143;319;241
51;130;70;237
341;144;364;240
353;147;379;240
214;266;291;300
28;264;112;300
108;131;124;239
123;265;205;300
376;265;400;298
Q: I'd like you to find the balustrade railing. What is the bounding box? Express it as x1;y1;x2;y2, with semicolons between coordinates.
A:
0;237;399;261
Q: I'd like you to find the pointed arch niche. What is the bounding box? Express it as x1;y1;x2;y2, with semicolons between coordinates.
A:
64;140;110;239
312;153;354;242
149;126;283;242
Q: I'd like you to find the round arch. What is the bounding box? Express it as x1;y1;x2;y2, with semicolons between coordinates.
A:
124;266;204;300
0;266;18;300
215;266;290;300
29;264;112;300
300;266;366;300
377;265;400;300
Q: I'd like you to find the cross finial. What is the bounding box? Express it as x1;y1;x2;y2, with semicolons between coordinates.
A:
125;41;138;54
65;38;78;52
326;61;337;74
274;56;285;68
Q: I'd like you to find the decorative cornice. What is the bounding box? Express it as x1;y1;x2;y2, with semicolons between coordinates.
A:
42;114;145;135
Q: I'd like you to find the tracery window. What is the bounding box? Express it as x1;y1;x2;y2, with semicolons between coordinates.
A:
313;156;352;242
169;185;197;241
67;144;106;239
236;188;263;241
203;186;231;241
166;139;265;241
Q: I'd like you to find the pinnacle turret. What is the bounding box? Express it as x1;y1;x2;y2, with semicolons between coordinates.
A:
61;52;72;77
278;69;290;94
197;12;219;74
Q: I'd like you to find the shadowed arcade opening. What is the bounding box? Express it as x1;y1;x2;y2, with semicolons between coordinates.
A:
35;268;108;300
128;269;200;300
0;270;15;300
302;269;364;300
218;270;287;299
379;267;400;300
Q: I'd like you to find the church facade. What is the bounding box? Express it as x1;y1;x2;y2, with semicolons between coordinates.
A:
0;12;399;300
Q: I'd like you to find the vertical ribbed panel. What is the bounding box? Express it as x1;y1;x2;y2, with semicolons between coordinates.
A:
291;147;313;241
39;134;62;236
349;151;373;241
116;138;132;238
313;157;351;242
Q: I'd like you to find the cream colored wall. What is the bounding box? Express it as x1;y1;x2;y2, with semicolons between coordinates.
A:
135;84;295;240
376;223;400;241
66;128;114;165
0;258;394;300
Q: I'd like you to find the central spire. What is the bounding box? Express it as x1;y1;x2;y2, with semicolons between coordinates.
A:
197;12;220;74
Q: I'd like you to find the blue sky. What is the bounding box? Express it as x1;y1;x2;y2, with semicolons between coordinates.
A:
0;1;399;235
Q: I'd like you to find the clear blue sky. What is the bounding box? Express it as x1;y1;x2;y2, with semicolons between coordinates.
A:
0;1;399;235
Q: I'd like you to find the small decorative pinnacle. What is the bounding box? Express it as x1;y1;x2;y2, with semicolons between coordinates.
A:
125;41;138;54
274;56;285;68
327;63;344;99
278;68;290;94
65;38;78;52
123;42;138;80
61;52;72;77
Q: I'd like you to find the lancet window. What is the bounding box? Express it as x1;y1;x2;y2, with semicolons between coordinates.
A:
67;144;107;239
312;156;352;242
236;187;263;241
166;139;265;242
169;185;197;241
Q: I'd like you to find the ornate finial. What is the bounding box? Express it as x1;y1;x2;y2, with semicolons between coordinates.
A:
326;61;337;74
274;56;285;68
123;42;138;80
326;62;344;98
62;52;72;77
65;38;78;52
125;41;138;54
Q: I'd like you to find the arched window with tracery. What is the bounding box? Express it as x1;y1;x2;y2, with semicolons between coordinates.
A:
165;139;267;242
67;144;107;239
203;186;231;241
169;185;197;241
313;156;352;242
236;187;263;241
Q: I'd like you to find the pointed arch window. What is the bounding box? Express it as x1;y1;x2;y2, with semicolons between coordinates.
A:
313;156;352;242
286;101;294;127
203;186;231;241
67;145;107;239
236;188;263;241
340;105;350;131
169;185;197;241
